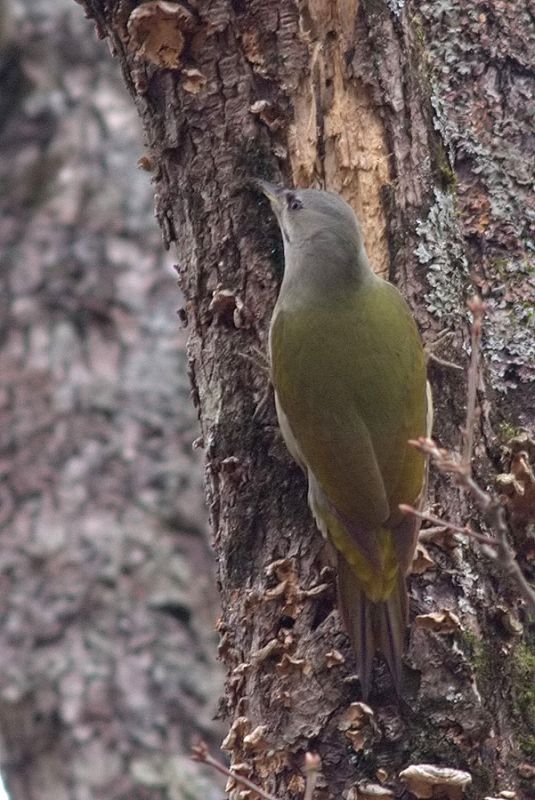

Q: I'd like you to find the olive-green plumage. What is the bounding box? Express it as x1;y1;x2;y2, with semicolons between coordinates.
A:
257;181;431;696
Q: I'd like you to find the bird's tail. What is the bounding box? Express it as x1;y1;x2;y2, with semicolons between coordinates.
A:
337;552;408;698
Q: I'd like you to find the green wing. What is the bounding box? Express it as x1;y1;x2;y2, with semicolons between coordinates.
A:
270;276;427;531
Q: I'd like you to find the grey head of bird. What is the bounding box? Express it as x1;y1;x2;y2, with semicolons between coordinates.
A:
254;180;372;293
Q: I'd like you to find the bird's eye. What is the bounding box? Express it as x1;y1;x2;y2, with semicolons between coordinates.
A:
287;194;303;211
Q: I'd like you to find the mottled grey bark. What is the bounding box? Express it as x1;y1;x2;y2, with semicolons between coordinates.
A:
0;2;223;799
18;0;535;798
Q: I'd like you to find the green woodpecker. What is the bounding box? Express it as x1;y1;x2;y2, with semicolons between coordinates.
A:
256;181;431;695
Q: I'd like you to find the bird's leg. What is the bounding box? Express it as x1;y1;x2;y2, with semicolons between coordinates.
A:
424;331;463;372
253;383;273;421
238;347;272;420
238;345;270;376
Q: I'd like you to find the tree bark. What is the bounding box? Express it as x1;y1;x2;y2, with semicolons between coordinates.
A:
71;0;534;797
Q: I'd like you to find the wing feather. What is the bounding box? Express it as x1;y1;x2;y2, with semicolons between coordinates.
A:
270;277;427;534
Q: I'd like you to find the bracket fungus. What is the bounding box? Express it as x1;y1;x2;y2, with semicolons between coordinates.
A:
414;609;462;634
356;782;394;799
127;1;195;69
337;702;376;753
400;764;472;799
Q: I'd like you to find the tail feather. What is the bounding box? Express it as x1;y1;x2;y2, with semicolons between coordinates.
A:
337;553;408;697
338;553;374;696
376;578;407;691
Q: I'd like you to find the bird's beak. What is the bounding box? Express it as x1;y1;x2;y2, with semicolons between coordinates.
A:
252;179;284;211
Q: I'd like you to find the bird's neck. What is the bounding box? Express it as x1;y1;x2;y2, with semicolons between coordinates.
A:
278;235;375;309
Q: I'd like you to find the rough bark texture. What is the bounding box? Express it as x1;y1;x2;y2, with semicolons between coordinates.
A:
0;2;223;798
40;0;535;798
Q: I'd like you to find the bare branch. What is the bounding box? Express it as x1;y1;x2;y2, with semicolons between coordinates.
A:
462;296;485;471
192;741;280;800
405;440;535;614
474;496;535;614
404;297;535;615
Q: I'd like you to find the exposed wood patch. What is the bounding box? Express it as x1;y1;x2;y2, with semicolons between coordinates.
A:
288;0;390;274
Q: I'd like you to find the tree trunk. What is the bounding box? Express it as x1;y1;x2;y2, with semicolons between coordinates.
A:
72;0;535;797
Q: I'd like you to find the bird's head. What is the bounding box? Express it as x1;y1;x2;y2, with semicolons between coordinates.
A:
254;180;365;254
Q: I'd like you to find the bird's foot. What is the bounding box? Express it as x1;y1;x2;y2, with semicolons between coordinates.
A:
238;346;270;377
238;348;272;420
425;331;463;372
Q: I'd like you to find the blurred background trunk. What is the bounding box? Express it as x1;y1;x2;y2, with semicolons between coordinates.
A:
2;0;534;799
0;1;224;798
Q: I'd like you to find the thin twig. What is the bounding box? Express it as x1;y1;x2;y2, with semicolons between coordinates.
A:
192;742;280;800
401;505;498;548
459;478;535;614
418;526;448;535
400;504;473;537
303;753;321;800
462;296;485;471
